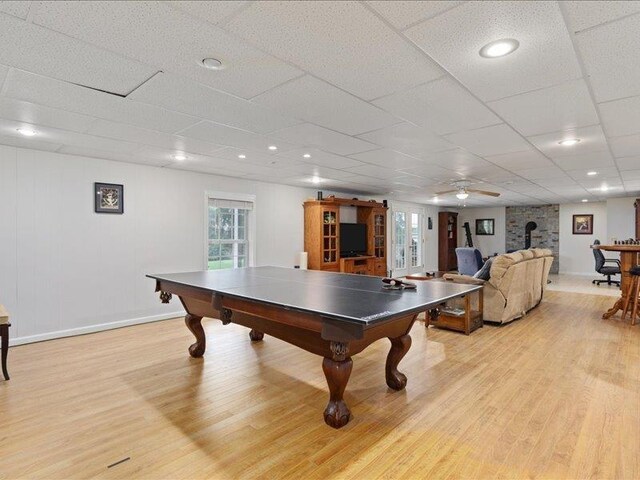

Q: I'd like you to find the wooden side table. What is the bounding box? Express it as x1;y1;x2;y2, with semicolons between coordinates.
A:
429;287;483;335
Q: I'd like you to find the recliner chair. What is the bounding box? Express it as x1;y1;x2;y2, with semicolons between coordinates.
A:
592;239;621;286
455;247;484;276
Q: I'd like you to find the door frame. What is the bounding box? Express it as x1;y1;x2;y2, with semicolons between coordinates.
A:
389;202;426;277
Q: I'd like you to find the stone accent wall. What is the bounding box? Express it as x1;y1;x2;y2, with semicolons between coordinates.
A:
506;205;559;274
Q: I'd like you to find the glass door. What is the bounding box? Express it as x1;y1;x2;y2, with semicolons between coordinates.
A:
392;205;424;277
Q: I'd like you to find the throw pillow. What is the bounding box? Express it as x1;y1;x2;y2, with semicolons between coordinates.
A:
473;257;493;280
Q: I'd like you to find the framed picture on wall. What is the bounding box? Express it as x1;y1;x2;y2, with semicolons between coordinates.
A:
572;214;593;234
476;218;495;235
95;182;124;214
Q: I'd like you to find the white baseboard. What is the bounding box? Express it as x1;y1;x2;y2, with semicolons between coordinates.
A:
9;311;185;347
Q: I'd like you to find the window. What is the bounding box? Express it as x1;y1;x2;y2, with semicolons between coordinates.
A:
206;195;254;270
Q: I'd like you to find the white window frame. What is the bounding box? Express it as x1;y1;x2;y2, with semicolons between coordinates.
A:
204;191;257;270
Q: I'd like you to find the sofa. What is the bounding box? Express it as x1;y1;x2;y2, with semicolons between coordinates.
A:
443;248;554;324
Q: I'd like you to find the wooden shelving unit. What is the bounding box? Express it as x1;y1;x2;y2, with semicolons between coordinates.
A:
304;196;388;276
438;211;458;272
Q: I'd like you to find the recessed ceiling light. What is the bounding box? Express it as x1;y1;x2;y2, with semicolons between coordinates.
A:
587;171;597;176
303;153;311;159
479;38;519;58
200;58;225;70
558;138;580;146
311;176;321;184
600;185;609;192
238;154;246;159
581;199;588;202
17;127;37;137
172;154;187;161
433;197;439;203
268;145;278;151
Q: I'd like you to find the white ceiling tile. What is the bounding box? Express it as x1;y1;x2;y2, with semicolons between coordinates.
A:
444;124;531;156
615;157;640;171
397;163;463;181
420;148;491;171
178;121;298;153
0;133;62;152
129;72;299;135
406;1;582;102
0;12;156;95
276;163;363;182
527;125;608;158
210;146;303;169
552;150;615;170
279;148;364;169
225;0;443;100
488;79;598;137
610;134;640;158
57;145;171;167
32;1;302;99
270;123;376;156
357;123;455;158
349;148;425;170
85;119;229;157
562;1;640;33
252;75;400;136
343;163;412;180
135;145;248;171
366;1;463;30
599;96;640;138
373;77;500;135
566;166;621;181
0;97;96;133
0;117;142;154
4;69;200;134
0;1;31;19
0;63;8;88
574;13;640;102
168;1;249;25
517;165;569;180
484;149;554;170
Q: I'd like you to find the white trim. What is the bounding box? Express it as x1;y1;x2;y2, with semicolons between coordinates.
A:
9;311;184;347
204;191;257;269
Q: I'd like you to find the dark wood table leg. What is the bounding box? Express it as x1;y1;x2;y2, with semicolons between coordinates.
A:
249;329;264;341
185;314;206;358
1;324;9;381
604;251;634;319
322;341;352;429
385;334;411;390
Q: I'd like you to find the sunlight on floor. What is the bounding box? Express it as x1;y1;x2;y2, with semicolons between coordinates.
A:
547;274;620;297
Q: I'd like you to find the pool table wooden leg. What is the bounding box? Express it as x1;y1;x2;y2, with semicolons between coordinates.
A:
385;334;411;390
185;314;206;358
322;341;352;429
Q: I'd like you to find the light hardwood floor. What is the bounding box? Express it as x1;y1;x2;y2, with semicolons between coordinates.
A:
1;291;638;479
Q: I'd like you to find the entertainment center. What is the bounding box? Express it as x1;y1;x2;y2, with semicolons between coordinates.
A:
303;196;388;276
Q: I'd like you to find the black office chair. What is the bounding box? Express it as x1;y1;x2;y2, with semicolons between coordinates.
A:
592;239;621;286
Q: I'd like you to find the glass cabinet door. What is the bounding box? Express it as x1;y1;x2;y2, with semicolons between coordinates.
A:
322;209;338;263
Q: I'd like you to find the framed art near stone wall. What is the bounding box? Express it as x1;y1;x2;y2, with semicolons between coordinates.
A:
95;182;124;214
572;214;593;235
476;218;494;235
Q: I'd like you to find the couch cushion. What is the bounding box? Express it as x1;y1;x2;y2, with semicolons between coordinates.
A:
473;257;494;280
490;251;524;282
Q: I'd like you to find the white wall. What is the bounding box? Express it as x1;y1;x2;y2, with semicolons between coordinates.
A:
558;202;607;275
607;196;637;242
0;145;328;345
457;207;506;256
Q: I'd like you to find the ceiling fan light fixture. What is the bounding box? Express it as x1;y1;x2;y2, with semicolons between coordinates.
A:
456;191;469;200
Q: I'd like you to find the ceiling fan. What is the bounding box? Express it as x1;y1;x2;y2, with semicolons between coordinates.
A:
435;180;500;200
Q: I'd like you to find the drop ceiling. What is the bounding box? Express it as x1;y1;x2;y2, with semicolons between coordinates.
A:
0;0;638;206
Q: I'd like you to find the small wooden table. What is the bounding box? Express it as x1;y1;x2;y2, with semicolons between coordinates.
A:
592;244;640;319
430;288;484;335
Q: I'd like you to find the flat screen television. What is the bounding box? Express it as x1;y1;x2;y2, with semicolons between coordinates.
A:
340;223;367;257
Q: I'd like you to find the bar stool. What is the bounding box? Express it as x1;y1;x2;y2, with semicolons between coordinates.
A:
622;266;640;325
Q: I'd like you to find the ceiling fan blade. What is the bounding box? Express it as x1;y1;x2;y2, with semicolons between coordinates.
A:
435;189;457;195
468;189;501;197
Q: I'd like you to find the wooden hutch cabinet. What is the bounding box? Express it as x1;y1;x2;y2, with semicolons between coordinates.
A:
304;197;388;276
438;211;458;272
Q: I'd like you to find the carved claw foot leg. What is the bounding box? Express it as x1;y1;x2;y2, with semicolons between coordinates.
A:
386;334;411;390
603;298;624;319
249;329;264;341
185;314;206;357
322;356;353;429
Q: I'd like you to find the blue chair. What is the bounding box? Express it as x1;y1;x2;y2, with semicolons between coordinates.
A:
455;247;484;276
